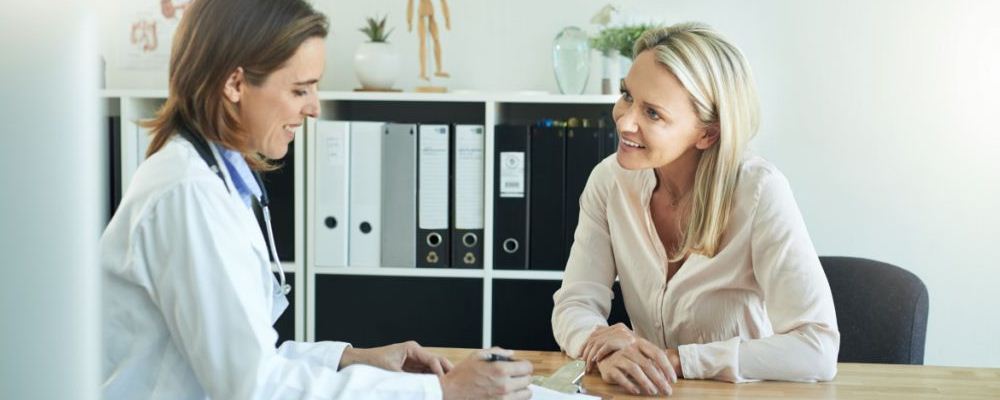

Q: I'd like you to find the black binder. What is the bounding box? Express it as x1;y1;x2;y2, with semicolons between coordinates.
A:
528;124;566;270
492;124;530;269
108;116;122;223
564;126;602;257
451;124;485;269
601;122;619;158
416;124;451;268
261;142;296;262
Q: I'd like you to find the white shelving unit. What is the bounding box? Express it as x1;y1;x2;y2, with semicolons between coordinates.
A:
103;90;616;348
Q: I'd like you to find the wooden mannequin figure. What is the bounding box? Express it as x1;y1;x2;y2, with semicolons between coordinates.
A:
408;0;450;91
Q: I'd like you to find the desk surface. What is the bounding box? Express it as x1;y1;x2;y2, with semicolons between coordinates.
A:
429;348;1000;399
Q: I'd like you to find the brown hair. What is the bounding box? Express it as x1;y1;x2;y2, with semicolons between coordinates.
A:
143;0;328;170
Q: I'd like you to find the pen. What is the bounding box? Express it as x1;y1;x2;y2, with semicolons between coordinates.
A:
486;353;514;362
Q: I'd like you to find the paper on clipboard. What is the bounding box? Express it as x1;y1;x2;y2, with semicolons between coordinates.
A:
530;384;599;400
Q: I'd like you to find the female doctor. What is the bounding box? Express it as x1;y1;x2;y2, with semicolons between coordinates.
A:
100;0;532;399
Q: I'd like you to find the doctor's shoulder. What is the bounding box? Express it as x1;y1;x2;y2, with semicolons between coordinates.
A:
117;137;231;226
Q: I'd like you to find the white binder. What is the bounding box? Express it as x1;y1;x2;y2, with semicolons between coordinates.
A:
122;121;151;195
312;120;350;267
348;121;384;267
137;124;151;162
452;124;485;268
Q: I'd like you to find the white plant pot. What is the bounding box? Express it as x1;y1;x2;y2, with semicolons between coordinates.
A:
353;42;400;90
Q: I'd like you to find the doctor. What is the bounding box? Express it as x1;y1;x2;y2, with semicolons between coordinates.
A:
100;0;532;399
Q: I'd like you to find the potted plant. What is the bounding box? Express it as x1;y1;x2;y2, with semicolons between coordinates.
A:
354;14;400;91
590;24;656;94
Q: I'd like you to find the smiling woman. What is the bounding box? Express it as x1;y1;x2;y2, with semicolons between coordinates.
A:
552;23;839;396
142;0;326;169
223;36;324;160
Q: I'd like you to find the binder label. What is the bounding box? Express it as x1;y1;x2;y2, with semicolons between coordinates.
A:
325;133;346;166
455;126;485;229
499;151;525;198
419;126;450;229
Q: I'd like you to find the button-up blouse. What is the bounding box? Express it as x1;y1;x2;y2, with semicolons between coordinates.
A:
552;155;840;382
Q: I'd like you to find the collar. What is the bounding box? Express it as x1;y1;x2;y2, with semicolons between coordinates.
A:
212;143;262;209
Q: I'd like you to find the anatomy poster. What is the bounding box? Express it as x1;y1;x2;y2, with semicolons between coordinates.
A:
120;0;191;69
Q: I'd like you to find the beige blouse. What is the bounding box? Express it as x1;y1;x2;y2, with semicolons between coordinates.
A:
551;155;840;383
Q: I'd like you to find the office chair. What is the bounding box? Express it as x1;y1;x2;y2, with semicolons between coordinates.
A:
820;256;929;365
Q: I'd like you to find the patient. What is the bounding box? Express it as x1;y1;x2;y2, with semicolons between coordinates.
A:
551;22;839;396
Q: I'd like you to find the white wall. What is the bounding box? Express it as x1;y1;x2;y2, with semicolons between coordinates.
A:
98;0;1000;368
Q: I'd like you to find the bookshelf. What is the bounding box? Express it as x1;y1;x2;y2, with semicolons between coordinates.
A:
103;90;618;350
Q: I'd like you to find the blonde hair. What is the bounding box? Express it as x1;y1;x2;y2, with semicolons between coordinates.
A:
633;22;760;260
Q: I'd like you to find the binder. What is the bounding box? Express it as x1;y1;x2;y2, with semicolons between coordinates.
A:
416;124;451;268
601;122;618;158
492;124;530;269
451;124;485;269
312;120;350;267
564;126;602;256
122;121;150;195
137;123;151;160
261;141;296;261
348;121;384;267
529;124;567;270
381;123;418;268
108;116;122;221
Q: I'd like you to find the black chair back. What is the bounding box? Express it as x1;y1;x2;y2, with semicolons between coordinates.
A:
820;256;929;364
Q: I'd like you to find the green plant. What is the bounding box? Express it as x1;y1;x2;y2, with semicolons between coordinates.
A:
590;24;657;59
360;15;393;43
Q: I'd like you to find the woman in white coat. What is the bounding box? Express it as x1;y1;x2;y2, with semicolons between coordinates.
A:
100;0;532;399
551;23;840;396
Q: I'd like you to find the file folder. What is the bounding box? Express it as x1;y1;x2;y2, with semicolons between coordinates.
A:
529;124;567;270
262;141;296;261
349;121;384;267
381;123;418;268
416;124;451;268
601;122;618;158
122;121;151;195
452;124;485;269
564;126;602;255
137;122;151;161
492;124;530;269
108;116;122;221
312;120;350;267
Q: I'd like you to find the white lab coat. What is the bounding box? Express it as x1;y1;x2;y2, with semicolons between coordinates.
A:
101;136;442;399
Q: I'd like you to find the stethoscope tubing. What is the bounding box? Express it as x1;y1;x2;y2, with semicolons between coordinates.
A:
179;127;291;296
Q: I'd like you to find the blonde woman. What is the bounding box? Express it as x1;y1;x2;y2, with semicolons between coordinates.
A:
551;23;839;396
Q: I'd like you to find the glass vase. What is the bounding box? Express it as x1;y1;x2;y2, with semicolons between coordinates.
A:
552;26;590;95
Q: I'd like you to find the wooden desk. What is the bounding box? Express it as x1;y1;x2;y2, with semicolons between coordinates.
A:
429;348;1000;399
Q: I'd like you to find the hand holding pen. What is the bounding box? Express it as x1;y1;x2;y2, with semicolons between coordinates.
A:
439;347;534;400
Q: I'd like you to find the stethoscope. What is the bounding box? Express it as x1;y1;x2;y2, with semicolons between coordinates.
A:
179;127;292;297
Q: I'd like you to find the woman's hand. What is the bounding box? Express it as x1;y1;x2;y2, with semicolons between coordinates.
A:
440;348;534;400
338;341;454;376
580;323;637;371
595;338;677;396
